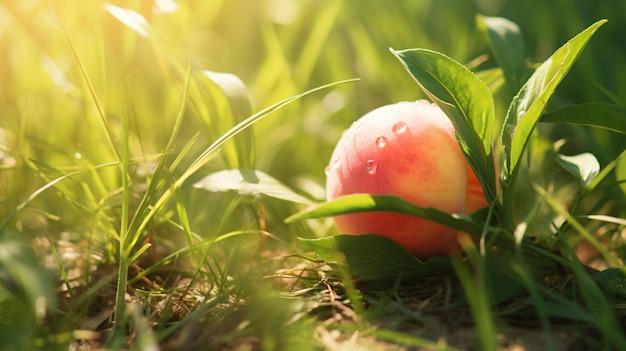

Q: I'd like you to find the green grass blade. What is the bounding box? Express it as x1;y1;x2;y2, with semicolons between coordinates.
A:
50;0;122;165
511;215;556;351
391;48;497;203
541;102;626;134
501;20;607;175
617;153;626;194
451;248;498;351
45;236;74;299
582;214;626;226
174;186;199;266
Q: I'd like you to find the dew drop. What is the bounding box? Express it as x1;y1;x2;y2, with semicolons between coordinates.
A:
324;166;330;176
392;121;408;135
415;99;430;105
364;159;378;174
375;136;387;148
333;158;341;169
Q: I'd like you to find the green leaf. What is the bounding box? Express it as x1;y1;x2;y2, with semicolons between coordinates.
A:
286;193;483;236
477;15;529;96
617;154;626;195
501;20;607;175
541;102;626;134
556;152;600;188
300;235;453;281
193;169;313;205
390;48;497;202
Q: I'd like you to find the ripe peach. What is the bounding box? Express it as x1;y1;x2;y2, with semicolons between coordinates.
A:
325;101;485;258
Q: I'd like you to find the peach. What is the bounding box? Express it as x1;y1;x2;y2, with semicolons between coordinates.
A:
325;101;485;258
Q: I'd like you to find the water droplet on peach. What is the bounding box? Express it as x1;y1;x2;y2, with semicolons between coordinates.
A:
392;121;408;135
375;136;387;148
365;160;378;174
324;166;330;176
333;158;341;169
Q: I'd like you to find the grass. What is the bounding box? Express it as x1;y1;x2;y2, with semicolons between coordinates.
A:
1;0;626;350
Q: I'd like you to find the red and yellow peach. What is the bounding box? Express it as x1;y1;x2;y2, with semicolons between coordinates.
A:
325;101;488;258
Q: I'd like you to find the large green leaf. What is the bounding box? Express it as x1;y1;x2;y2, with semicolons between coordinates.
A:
285;193;483;236
300;235;454;281
541;102;626;134
501;20;607;175
391;48;497;203
193;169;313;205
477;15;529;96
